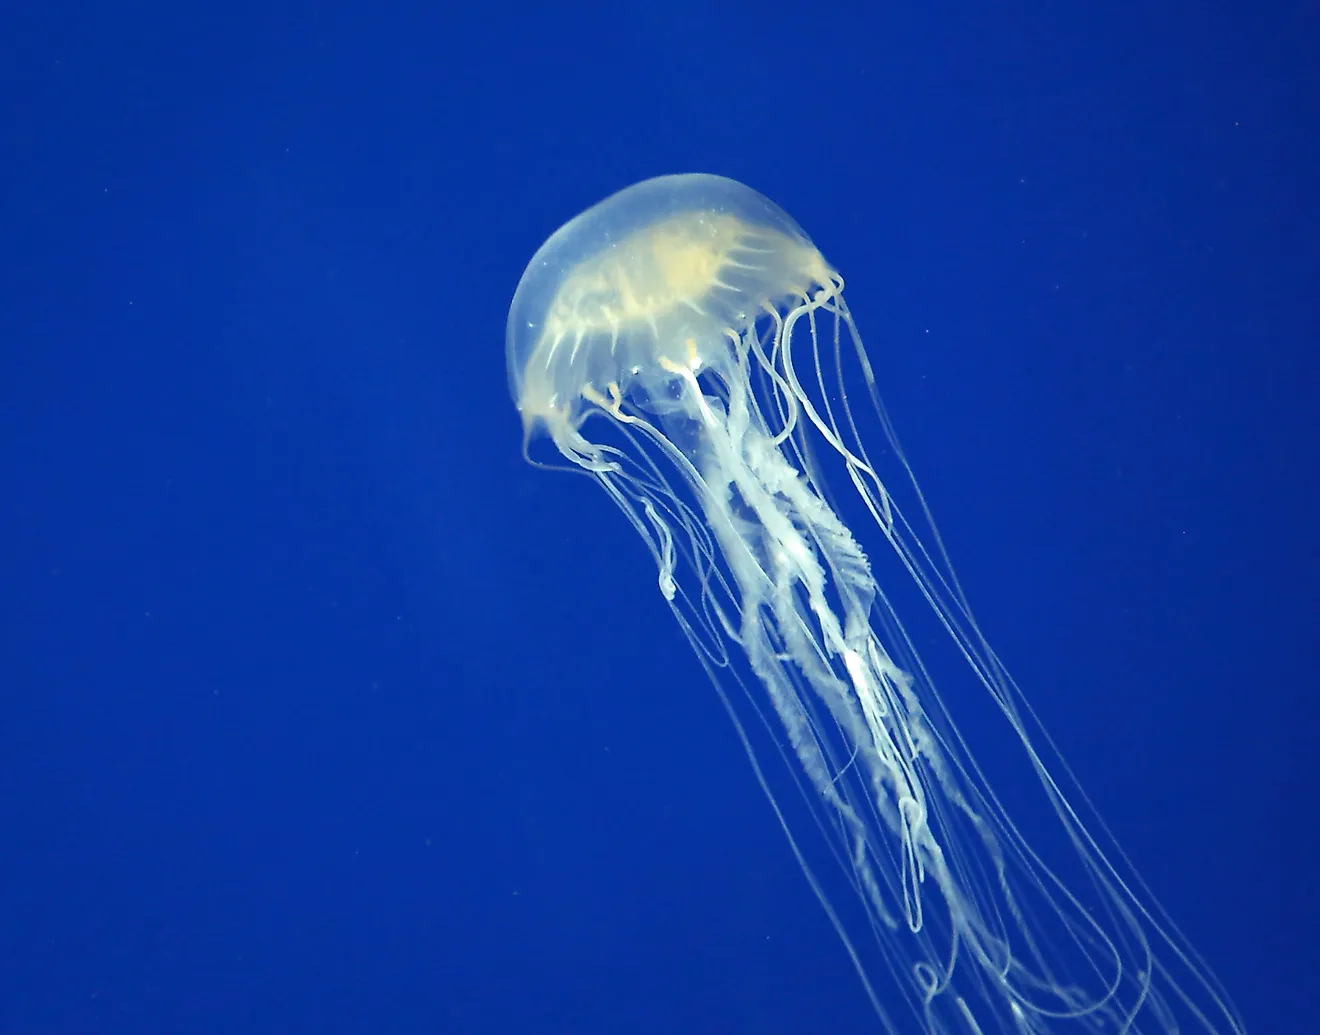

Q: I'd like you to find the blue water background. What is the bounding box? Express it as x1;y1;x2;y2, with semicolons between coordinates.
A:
2;2;1316;1032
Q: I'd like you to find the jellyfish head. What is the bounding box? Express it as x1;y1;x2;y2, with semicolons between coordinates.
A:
507;173;835;466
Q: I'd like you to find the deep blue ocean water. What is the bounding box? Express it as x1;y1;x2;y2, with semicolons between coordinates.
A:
2;2;1316;1032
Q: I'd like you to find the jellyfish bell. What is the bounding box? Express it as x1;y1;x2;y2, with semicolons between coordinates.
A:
508;174;835;465
506;174;1244;1034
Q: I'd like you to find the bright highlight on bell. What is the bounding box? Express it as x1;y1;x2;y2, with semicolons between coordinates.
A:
507;174;1245;1034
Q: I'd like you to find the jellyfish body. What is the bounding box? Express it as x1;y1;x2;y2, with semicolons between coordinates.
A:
507;174;1242;1034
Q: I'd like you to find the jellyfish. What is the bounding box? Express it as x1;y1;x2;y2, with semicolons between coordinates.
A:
506;174;1243;1034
